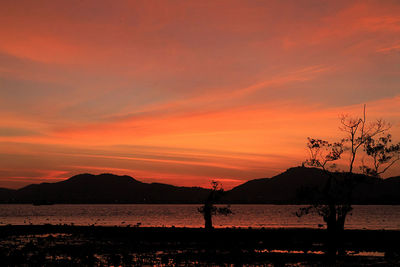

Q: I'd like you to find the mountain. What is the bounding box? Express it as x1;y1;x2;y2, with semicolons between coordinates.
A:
0;168;399;204
8;173;211;204
223;167;400;204
224;167;328;203
0;188;16;202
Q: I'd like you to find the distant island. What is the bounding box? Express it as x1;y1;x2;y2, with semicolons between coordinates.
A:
0;167;399;204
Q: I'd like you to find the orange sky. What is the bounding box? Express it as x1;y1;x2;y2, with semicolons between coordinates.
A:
1;0;400;189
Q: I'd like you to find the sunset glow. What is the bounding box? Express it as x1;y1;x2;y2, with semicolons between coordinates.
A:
1;0;400;189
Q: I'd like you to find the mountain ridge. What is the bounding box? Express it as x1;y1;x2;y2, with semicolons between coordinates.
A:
0;167;399;204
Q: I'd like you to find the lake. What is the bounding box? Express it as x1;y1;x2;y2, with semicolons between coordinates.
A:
0;204;399;230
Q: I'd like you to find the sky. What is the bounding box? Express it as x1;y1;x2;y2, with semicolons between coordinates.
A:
1;0;400;189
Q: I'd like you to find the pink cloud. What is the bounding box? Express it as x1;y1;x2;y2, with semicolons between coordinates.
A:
1;1;400;188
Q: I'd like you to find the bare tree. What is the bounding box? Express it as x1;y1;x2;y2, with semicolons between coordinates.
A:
297;138;350;256
339;104;389;173
198;181;232;230
297;105;399;257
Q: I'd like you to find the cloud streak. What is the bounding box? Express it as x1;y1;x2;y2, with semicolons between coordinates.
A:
0;1;400;188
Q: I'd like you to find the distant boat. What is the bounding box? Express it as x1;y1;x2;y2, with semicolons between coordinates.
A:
32;200;54;206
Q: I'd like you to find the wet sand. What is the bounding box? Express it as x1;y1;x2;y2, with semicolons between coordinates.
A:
1;225;399;266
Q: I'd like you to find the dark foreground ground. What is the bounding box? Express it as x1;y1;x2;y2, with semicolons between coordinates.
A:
1;225;400;266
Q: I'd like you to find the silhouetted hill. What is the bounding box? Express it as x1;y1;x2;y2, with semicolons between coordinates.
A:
224;167;328;203
224;167;400;204
10;173;211;204
1;168;399;204
0;188;15;202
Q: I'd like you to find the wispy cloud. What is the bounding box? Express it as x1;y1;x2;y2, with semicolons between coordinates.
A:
376;43;400;53
1;1;400;188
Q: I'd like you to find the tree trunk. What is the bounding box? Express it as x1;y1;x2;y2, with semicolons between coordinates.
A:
204;202;213;230
325;206;349;259
336;212;347;256
325;204;337;259
349;154;355;173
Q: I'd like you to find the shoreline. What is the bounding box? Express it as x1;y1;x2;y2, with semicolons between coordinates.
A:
2;202;400;205
1;225;399;265
2;224;400;250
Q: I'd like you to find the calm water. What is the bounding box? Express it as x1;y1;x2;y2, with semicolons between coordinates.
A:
0;204;399;230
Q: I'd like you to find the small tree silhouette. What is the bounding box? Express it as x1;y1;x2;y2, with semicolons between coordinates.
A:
297;105;399;257
198;181;232;230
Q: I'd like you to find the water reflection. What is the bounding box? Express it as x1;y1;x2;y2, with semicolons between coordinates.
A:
0;204;399;230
